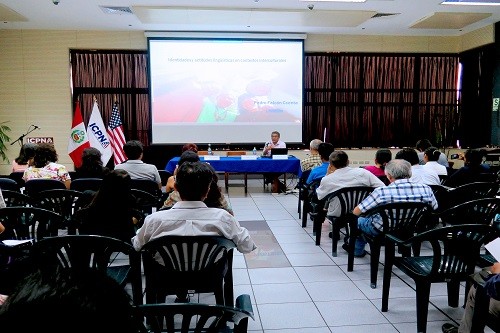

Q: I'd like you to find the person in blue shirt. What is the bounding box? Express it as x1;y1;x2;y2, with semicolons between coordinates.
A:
306;143;334;185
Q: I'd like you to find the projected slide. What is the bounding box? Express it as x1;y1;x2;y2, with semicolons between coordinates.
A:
148;38;303;144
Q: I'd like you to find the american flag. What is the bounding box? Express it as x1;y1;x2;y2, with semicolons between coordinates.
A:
107;101;127;165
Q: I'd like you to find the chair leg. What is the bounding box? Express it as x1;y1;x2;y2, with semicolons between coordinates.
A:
302;199;309;228
225;172;229;191
347;221;358;272
244;174;247;194
415;282;431;333
382;243;396;312
369;243;381;289
331;218;342;257
314;211;325;246
447;280;460;308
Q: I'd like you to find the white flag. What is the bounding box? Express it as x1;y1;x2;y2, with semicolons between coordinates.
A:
87;100;112;165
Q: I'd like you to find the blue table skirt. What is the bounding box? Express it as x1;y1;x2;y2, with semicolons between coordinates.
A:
165;156;302;176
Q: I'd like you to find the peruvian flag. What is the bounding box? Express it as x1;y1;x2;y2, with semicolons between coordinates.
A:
68;101;90;167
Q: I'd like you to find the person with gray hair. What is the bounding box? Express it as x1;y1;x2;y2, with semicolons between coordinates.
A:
350;159;438;257
300;139;323;172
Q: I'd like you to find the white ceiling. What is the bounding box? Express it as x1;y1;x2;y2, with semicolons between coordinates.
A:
1;0;500;36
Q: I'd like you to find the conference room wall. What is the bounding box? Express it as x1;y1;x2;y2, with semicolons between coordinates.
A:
0;27;492;175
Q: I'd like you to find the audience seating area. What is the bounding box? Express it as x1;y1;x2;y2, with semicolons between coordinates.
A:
0;170;499;332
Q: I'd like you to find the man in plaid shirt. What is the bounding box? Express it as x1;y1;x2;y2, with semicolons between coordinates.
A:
351;159;438;257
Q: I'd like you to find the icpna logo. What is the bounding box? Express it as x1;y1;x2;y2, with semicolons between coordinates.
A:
71;130;86;144
101;142;109;149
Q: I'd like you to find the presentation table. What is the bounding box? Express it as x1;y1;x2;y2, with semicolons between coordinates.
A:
165;156;301;193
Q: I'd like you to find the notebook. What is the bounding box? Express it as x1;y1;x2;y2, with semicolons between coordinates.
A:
270;148;288;157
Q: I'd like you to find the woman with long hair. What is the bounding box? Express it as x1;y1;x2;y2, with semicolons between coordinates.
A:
11;143;37;173
22;143;71;188
74;147;109;179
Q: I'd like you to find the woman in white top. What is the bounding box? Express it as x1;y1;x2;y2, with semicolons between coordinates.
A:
423;146;447;176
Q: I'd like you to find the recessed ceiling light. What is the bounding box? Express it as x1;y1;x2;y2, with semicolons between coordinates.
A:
442;0;500;5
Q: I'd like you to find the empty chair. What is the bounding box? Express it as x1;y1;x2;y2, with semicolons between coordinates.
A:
0;177;20;192
140;236;236;306
33;189;84;231
1;190;33;207
30;234;142;305
133;294;254;333
297;169;312;219
381;224;499;333
70;177;102;192
301;178;321;228
225;151;248;193
130;179;163;209
436;197;500;227
444;181;498;210
24;178;66;198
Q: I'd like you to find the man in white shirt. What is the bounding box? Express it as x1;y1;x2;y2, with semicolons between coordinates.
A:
262;131;286;157
395;148;440;185
114;140;162;189
132;161;256;254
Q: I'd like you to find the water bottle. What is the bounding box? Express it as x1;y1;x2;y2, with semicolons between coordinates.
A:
252;147;257;155
207;144;212;155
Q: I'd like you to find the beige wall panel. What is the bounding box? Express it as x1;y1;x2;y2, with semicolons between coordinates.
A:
0;70;26;100
129;32;148;50
21;31;76;71
304;34;334;52
460;25;494;52
76;31;145;49
0;32;23;70
381;36;430;53
23;69;70;104
333;35;384;52
428;36;461;53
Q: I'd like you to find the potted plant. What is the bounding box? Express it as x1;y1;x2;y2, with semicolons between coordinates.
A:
0;121;11;162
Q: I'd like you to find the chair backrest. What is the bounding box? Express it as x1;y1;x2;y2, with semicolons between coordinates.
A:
130;179;161;196
130;188;161;217
323;186;375;216
0;207;63;240
437;197;500;226
446;181;498;209
226;151;246;156
377;175;390;186
297;169;312;200
158;170;172;187
398;224;500;279
33;189;84;229
30;234;142;305
140;236;236;305
133;294;254;333
24;179;66;197
1;190;34;207
70;178;103;192
0;177;21;192
438;174;448;185
363;201;433;236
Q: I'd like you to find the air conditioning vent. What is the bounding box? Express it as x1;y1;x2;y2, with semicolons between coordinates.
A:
100;6;133;15
371;12;400;18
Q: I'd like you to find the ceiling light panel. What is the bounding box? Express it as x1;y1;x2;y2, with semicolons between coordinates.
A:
442;0;500;5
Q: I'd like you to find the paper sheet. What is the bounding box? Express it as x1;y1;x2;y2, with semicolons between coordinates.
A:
485;237;500;262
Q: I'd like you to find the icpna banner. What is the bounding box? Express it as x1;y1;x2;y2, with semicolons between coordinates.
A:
87;100;112;165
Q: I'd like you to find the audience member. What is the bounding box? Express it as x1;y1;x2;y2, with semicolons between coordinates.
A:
11;143;37;173
0;268;136;333
300;139;323;172
74;147;109;179
351;159;438;257
115;140;161;189
181;143;198;154
444;148;493;188
262;130;286;157
132;161;256;254
422;146;447;176
165;150;200;194
364;148;392;177
0;189;5;234
316;151;385;222
74;169;136;243
306;143;335;184
416;139;449;167
162;155;234;215
442;262;500;333
395;148;440;185
22;143;71;189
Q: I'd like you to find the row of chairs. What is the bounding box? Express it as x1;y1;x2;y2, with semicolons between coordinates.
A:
299;181;500;333
0;207;253;331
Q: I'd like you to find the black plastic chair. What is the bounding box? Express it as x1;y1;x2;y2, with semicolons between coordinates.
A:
314;186;375;257
24;178;66;198
69;177;103;192
348;202;433;288
133;294;254;333
1;189;33;207
30;234;143;305
33;189;85;232
140;236;236;307
130;188;160;217
8;172;25;189
158;170;172;187
130;179;163;209
381;224;500;333
297;169;312;219
301;178;321;228
435;197;500;227
444;181;499;211
0;177;21;192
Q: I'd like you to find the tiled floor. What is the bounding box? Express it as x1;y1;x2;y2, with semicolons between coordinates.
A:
139;177;494;333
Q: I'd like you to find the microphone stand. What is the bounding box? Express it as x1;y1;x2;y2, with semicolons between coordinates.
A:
10;126;39;147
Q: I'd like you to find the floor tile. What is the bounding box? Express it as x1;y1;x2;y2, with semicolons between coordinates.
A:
316;299;390;326
258;302;327;329
248;267;300;284
253;282;312;304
